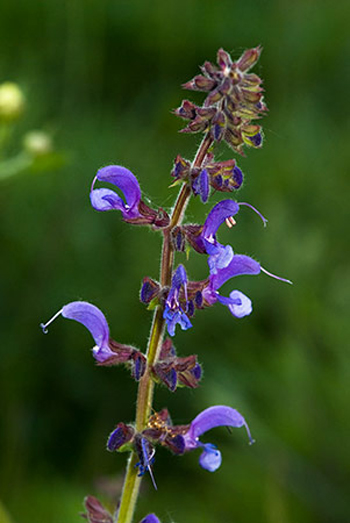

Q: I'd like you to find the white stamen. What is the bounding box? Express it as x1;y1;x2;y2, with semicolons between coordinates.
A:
225;216;236;228
40;309;63;334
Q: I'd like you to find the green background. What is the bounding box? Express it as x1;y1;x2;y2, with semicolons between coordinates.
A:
0;1;349;522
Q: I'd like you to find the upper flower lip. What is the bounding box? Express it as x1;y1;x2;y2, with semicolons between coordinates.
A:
163;265;192;336
202;199;240;241
209;254;261;290
41;301;113;363
90;165;142;219
179;405;254;472
62;301;110;349
183;405;253;449
61;301;113;362
140;515;161;523
200;200;267;275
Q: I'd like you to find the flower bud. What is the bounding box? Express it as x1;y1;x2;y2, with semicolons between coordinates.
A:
23;130;53;156
0;82;25;121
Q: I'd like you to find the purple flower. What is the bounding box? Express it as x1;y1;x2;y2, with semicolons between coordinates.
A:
90;165;170;228
192;168;209;203
201;200;267;274
203;254;261;318
202;254;292;318
163;265;192;336
90;165;142;220
140;515;161;523
41;301;115;362
182;405;254;472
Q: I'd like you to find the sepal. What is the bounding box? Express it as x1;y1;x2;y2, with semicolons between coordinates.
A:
81;496;114;523
236;45;262;72
140;515;161;523
107;422;135;452
140;277;161;304
171;226;186;252
96;340;146;381
151;338;202;391
95;338;135;366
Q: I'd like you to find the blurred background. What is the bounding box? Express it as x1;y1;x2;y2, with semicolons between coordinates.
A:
0;0;349;522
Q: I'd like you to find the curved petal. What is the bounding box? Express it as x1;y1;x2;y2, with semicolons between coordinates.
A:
61;301;110;350
96;165;141;210
202;200;240;240
140;515;161;523
90;187;125;212
199;444;222;472
207;243;234;274
210;254;260;291
171;264;187;290
217;290;252;318
92;344;116;363
163;306;192;337
189;406;247;440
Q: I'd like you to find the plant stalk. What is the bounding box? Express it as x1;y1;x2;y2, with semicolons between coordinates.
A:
116;133;213;523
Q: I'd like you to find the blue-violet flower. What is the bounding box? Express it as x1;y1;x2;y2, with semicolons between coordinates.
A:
90;165;142;219
202;253;292;318
140;515;161;523
201;199;267;274
163;265;192;336
182;405;254;472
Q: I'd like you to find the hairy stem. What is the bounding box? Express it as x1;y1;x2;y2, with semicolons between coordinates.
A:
116;133;213;523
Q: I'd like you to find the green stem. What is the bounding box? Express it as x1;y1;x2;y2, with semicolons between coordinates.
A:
116;133;213;523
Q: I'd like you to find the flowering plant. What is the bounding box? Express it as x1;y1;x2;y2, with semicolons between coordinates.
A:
41;46;290;523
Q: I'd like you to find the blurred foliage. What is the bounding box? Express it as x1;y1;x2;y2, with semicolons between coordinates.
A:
0;0;349;522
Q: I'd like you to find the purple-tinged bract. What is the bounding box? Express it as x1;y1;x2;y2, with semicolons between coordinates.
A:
202;254;260;318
